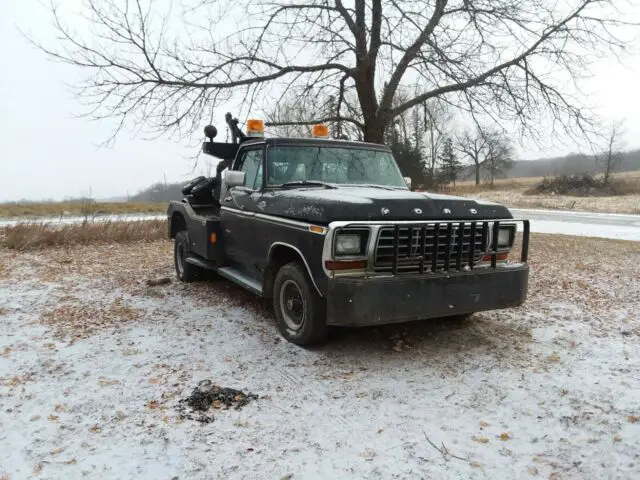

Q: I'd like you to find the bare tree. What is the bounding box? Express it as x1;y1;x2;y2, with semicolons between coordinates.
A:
265;96;313;138
456;129;488;186
400;99;452;179
390;93;451;184
424;102;453;180
456;128;513;186
266;90;364;140
484;135;515;188
38;0;634;144
595;121;625;184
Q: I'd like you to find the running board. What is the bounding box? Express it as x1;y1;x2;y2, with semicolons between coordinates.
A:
185;256;263;296
186;256;217;271
216;267;263;296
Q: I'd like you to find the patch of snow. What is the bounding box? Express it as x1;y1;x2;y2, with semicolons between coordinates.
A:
1;265;639;479
511;208;640;220
517;220;640;241
0;214;166;228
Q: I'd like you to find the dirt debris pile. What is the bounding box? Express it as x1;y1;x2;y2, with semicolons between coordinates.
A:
176;379;258;423
524;174;615;197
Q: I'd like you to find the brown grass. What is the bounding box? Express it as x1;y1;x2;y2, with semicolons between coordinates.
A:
448;170;640;195
0;201;167;218
440;171;640;213
40;297;143;340
2;233;637;343
0;220;167;251
465;190;640;213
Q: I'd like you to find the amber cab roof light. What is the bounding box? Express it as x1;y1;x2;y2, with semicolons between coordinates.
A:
312;124;329;138
246;119;265;137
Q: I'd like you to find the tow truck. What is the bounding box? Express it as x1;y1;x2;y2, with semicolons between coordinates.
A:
167;113;530;345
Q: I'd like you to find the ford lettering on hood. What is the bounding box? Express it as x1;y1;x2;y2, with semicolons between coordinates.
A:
255;185;512;223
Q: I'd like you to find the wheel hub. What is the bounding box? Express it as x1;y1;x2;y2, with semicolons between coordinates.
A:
280;280;305;331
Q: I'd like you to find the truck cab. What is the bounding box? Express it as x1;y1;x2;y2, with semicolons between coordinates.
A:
168;114;530;345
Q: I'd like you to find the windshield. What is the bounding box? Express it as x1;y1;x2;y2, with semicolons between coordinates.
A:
266;145;407;188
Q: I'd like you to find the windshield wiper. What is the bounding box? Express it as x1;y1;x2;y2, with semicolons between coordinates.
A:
342;183;398;191
280;181;337;189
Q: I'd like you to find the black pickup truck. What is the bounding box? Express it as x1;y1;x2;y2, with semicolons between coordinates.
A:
168;114;530;345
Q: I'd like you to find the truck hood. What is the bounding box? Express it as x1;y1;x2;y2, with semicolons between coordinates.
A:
257;186;512;223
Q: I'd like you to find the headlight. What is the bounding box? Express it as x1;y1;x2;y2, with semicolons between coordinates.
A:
497;225;516;249
334;229;369;256
335;234;362;255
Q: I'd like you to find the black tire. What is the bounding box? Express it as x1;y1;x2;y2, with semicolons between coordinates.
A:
190;177;215;198
174;230;203;282
273;262;327;346
181;176;206;195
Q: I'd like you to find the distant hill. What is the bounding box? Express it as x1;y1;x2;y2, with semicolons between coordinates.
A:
459;148;640;180
508;149;640;178
129;181;185;203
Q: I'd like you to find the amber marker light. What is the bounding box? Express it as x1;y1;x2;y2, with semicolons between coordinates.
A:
309;225;327;234
312;124;329;138
246;119;265;137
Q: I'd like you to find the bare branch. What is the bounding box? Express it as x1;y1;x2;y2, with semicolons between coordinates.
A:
34;0;637;147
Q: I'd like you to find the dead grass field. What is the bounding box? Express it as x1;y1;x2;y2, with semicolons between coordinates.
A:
0;220;166;251
449;170;640;194
467;190;640;213
444;171;640;213
0;201;167;218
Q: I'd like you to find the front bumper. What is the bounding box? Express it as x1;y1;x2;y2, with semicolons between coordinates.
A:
325;264;529;326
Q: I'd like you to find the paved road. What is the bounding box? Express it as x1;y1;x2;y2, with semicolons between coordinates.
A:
510;208;640;241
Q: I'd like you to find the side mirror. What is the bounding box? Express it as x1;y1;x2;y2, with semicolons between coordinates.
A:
403;176;412;190
225;170;246;187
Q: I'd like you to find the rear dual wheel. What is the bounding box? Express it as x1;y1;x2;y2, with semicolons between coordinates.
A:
174;231;204;282
273;262;327;346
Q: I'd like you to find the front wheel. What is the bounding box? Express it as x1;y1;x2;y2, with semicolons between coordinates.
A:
273;262;327;346
174;230;203;282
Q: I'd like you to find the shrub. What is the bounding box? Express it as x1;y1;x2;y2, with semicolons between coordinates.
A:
524;174;616;196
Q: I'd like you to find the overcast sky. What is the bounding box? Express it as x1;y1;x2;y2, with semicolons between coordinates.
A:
2;0;640;202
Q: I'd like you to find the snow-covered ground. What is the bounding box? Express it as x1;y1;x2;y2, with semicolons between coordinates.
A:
0;213;166;228
1;237;639;479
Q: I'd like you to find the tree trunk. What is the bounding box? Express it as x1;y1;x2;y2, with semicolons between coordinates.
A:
474;162;480;185
363;116;387;144
430;127;436;178
356;59;383;144
489;161;494;189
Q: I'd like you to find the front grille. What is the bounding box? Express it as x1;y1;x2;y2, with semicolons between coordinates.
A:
374;222;488;274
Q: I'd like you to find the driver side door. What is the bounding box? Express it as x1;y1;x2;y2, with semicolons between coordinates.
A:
220;147;264;275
